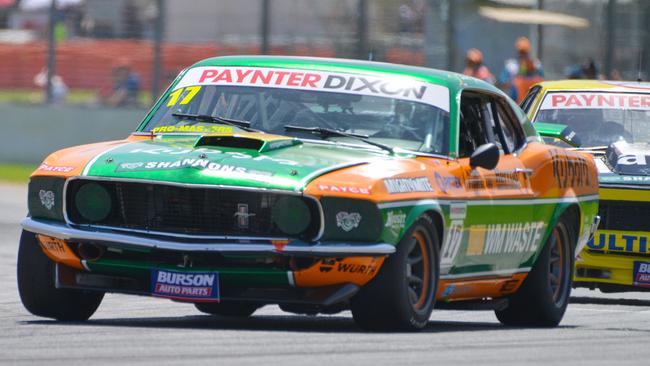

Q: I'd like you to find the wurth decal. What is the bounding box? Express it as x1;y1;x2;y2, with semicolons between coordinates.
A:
174;66;450;112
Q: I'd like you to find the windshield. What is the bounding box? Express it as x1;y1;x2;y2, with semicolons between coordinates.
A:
143;66;451;154
535;91;650;147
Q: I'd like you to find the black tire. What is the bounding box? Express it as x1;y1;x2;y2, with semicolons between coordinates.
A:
495;214;576;327
17;231;104;321
195;301;260;317
351;215;439;331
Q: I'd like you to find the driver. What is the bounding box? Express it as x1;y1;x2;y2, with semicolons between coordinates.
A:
564;109;628;146
374;100;423;140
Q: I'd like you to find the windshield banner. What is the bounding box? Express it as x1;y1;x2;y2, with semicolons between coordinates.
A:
540;92;650;111
173;66;450;112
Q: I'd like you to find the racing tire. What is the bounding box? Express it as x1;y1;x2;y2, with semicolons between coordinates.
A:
350;215;439;331
17;230;104;321
495;214;576;327
194;301;261;317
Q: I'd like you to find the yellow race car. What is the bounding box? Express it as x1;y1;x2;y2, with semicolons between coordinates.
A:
522;79;650;292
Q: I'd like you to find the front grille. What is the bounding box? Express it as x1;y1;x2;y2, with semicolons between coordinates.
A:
599;200;650;231
66;179;320;239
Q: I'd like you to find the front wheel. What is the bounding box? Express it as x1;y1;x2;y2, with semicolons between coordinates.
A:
17;231;104;321
351;215;439;331
495;214;575;327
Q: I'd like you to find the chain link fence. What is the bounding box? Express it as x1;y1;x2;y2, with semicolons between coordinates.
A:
0;0;647;107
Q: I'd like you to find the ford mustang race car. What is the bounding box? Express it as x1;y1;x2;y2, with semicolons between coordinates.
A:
522;79;650;292
19;56;599;331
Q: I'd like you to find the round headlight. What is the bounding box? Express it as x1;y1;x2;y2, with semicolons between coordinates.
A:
272;196;311;236
75;183;112;222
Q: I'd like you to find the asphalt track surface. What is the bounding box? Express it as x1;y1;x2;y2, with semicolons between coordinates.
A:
1;183;649;365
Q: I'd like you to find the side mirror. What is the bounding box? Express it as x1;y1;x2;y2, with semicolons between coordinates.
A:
534;122;582;147
470;143;500;170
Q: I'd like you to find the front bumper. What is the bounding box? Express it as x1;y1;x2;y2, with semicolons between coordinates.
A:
22;217;396;257
574;249;650;290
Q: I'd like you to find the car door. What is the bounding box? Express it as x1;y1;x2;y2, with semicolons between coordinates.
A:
449;90;537;278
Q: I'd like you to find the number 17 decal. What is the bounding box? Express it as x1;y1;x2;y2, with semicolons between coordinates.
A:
166;86;202;107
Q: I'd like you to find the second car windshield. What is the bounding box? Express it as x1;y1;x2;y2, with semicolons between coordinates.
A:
144;70;450;155
535;91;650;147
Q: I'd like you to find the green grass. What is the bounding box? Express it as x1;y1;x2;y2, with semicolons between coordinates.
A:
0;164;37;184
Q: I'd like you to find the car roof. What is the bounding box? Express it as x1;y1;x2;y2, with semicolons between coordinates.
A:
534;79;650;93
188;55;504;96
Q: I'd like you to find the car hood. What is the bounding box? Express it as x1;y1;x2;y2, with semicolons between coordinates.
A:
79;133;398;191
598;140;650;186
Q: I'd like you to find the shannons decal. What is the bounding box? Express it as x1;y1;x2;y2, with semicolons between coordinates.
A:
151;269;220;301
116;159;273;176
173;66;451;112
466;222;545;256
384;177;434;194
601;175;650;183
540;92;650;110
128;147;300;166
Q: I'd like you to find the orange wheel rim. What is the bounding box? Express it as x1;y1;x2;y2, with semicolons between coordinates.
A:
411;230;430;310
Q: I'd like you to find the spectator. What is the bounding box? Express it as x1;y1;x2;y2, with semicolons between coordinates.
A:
105;58;141;108
581;58;599;79
565;58;601;80
462;48;495;84
498;36;543;103
33;67;68;104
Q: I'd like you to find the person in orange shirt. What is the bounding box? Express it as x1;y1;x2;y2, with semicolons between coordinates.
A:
462;48;495;84
498;36;544;103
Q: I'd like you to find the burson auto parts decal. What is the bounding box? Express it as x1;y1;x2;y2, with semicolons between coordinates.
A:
151;269;220;302
540;92;650;110
173;66;450;112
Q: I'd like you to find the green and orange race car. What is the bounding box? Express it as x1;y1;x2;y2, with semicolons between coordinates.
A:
522;79;650;293
19;56;599;331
